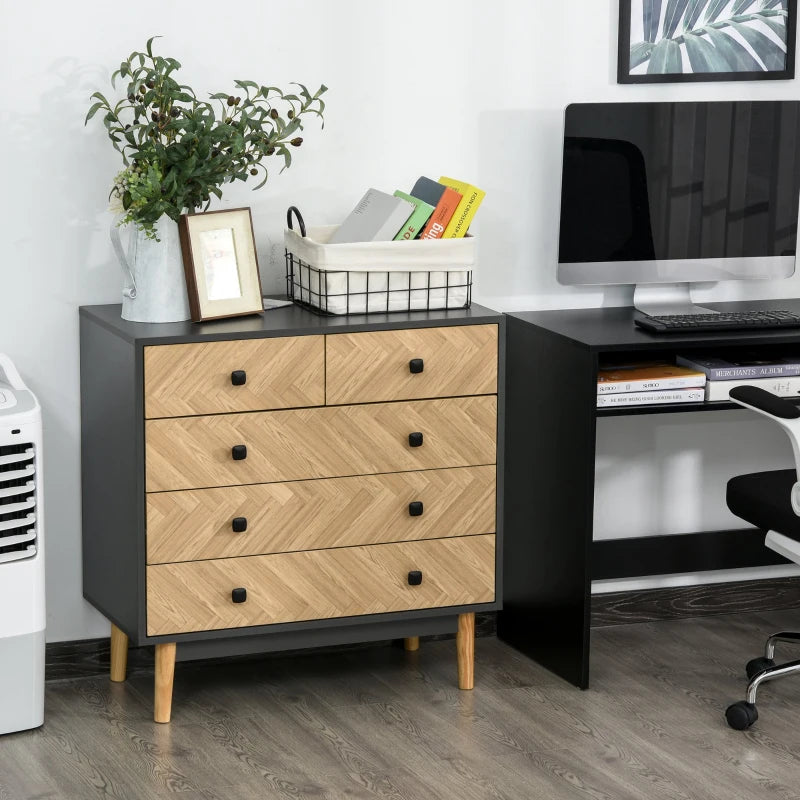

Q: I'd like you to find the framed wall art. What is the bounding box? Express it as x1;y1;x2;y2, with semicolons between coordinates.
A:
179;208;264;322
618;0;796;83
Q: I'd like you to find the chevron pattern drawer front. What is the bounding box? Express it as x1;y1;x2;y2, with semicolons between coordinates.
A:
144;335;325;418
144;396;497;492
146;534;496;635
326;324;498;404
80;303;503;722
146;465;497;564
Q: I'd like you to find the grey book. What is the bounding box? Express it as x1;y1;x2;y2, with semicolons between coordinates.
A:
676;352;800;380
328;189;416;244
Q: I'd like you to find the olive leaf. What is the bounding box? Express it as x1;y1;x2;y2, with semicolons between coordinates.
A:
85;37;327;239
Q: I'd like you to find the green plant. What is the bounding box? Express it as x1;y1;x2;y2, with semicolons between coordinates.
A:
86;37;327;238
631;0;789;76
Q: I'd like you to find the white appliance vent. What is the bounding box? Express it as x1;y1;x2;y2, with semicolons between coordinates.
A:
0;442;37;563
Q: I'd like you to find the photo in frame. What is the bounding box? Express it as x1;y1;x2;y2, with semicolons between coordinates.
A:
618;0;796;83
178;208;264;322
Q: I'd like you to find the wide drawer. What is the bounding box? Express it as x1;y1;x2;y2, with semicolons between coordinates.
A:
143;336;325;418
146;465;496;563
146;534;495;635
145;396;497;492
326;324;498;405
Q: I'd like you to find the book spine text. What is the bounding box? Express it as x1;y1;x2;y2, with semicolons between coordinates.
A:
596;389;705;407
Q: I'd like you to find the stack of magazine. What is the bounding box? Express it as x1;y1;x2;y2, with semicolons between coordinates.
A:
597;363;706;408
677;352;800;401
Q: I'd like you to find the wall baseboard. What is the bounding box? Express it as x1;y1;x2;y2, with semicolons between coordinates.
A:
46;578;800;681
592;528;785;580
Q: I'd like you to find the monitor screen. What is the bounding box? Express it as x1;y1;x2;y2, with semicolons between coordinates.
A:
557;101;800;285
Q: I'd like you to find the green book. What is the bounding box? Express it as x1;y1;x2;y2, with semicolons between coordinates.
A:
392;190;435;241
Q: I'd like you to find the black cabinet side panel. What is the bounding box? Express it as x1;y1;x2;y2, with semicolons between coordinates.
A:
80;317;141;638
497;316;597;689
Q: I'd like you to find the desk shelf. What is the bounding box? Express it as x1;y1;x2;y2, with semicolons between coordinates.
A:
597;397;800;417
598;400;750;417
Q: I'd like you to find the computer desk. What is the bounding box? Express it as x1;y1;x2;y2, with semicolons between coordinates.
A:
497;298;800;689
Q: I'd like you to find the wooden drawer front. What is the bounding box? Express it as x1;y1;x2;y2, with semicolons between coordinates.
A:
143;336;325;418
326;324;498;405
146;465;496;564
145;396;497;492
147;534;495;635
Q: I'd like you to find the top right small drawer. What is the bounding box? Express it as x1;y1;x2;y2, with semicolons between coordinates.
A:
326;324;498;405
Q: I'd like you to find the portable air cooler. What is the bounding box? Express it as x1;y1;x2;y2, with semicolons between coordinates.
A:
0;354;44;735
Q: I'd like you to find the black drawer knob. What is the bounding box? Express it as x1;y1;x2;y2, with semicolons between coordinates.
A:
232;517;248;533
408;570;423;586
232;587;247;603
231;370;247;386
408;432;424;448
408;501;424;517
232;444;247;461
409;358;424;374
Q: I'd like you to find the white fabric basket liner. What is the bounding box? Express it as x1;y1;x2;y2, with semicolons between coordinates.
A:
285;225;474;314
285;226;475;272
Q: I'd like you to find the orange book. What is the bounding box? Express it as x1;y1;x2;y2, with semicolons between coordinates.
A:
420;186;462;239
597;363;705;394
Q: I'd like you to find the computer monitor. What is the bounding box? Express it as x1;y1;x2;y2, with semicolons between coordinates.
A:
557;101;800;315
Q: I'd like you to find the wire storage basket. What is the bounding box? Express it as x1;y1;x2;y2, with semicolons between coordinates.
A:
284;207;473;316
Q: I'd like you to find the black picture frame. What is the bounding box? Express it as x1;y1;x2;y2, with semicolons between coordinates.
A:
618;0;796;84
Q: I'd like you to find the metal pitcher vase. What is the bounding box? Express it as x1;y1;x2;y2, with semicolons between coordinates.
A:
111;215;191;323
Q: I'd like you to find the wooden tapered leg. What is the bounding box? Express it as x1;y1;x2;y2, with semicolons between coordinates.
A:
154;643;177;723
109;623;129;683
404;636;420;651
457;613;475;690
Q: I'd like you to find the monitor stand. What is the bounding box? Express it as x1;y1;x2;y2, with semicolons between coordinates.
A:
633;283;718;317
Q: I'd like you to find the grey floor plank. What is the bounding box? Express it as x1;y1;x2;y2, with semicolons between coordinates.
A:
4;608;800;799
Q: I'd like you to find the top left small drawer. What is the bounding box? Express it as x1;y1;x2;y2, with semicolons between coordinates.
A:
144;336;325;418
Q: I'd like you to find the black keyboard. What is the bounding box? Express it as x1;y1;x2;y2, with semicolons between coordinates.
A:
635;310;800;334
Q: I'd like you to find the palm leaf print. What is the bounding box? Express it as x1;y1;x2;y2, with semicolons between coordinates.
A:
628;0;789;75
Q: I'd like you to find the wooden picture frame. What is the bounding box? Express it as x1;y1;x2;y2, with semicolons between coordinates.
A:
179;208;264;322
618;0;796;84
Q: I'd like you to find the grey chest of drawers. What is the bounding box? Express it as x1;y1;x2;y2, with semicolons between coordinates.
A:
79;303;504;722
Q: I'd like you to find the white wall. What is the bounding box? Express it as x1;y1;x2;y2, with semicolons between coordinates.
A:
1;0;798;642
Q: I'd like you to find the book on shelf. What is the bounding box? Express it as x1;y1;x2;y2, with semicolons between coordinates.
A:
676;352;800;380
705;375;800;402
328;188;415;244
409;176;463;240
597;388;705;408
438;176;485;238
392;190;434;241
597;363;706;395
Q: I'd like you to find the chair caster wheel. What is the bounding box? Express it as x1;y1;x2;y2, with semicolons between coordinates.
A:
746;657;776;680
725;701;758;730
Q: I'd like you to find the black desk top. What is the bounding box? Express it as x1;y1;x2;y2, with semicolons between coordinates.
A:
80;302;504;345
508;299;800;352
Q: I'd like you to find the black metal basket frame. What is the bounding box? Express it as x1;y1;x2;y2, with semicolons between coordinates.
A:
284;206;473;317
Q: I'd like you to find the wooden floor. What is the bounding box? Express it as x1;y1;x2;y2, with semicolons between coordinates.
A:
3;608;800;800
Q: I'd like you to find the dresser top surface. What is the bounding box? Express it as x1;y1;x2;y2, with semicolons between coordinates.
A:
80;301;504;345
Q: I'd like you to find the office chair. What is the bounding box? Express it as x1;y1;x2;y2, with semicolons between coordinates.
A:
724;385;800;730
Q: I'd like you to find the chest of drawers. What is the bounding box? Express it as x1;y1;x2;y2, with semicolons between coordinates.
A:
80;303;503;722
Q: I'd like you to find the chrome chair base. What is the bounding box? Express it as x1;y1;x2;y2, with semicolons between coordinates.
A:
726;630;800;730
